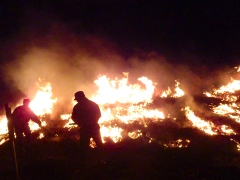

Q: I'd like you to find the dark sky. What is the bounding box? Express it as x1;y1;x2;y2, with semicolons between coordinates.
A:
0;0;240;106
1;0;240;64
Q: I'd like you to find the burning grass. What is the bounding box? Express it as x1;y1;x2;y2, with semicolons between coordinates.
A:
0;66;240;179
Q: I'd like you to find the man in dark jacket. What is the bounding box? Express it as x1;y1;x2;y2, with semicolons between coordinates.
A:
71;91;103;164
11;99;42;143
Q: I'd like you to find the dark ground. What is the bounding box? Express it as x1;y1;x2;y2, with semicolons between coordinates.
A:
0;128;240;180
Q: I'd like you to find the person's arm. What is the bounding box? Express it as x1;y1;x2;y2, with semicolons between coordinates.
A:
29;110;42;126
93;103;101;121
71;106;77;122
71;106;80;126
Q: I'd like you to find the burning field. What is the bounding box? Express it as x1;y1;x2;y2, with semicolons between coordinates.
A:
0;63;240;179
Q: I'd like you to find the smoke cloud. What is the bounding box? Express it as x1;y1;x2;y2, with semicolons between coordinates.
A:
0;8;236;116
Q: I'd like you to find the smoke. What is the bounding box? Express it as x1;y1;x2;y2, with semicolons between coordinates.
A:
0;7;237;117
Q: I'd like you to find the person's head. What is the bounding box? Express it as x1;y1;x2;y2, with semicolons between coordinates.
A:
23;99;30;106
74;91;86;101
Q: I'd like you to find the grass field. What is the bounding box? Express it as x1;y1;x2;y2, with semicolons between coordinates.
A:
0;127;240;180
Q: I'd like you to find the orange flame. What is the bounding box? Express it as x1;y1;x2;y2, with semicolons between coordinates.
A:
29;82;57;116
0;81;57;143
184;106;217;135
184;106;236;135
204;66;240;124
161;80;184;98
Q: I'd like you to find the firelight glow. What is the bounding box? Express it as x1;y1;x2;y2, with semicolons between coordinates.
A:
0;81;56;143
0;66;240;149
204;66;240;124
29;82;57;116
161;80;185;98
184;106;218;135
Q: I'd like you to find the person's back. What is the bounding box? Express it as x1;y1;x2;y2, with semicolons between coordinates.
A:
71;91;104;164
12;105;33;127
72;97;101;128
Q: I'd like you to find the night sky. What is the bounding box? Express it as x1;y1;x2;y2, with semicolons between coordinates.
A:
1;1;240;63
0;0;240;108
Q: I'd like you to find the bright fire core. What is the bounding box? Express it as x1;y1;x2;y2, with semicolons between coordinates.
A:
0;67;240;149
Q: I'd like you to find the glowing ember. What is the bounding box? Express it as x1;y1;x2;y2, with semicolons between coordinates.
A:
236;66;240;72
90;138;97;148
231;138;240;151
37;133;44;139
128;130;142;139
164;139;191;148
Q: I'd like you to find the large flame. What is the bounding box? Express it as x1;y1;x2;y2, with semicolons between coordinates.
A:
29;82;57;116
0;81;57;143
204;66;240;124
1;66;240;149
91;73;155;104
91;73;165;143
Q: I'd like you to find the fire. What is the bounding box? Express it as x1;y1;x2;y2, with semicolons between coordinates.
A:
220;125;236;135
204;66;240;124
184;106;218;135
1;66;239;149
91;73;155;104
0;116;8;135
161;80;184;98
128;130;142;139
88;73;166;143
204;67;240;102
0;116;9;145
59;73;166;144
100;126;123;143
28;82;57;133
231;138;240;151
163;139;191;148
29;82;57;116
236;65;240;72
214;79;240;94
0;81;57;143
212;103;240;122
184;106;236;136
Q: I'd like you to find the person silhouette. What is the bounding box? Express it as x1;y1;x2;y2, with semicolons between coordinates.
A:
71;91;104;164
11;98;42;143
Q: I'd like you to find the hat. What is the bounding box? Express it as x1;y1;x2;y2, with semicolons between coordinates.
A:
74;91;85;100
